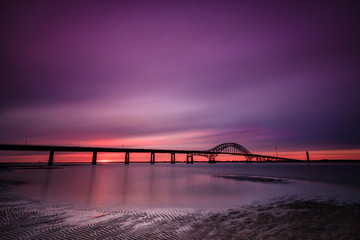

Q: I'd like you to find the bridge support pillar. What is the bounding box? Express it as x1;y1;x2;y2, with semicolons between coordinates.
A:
48;150;54;166
150;152;155;164
92;151;97;165
186;154;193;164
208;154;216;163
125;152;130;164
171;152;175;164
208;157;216;163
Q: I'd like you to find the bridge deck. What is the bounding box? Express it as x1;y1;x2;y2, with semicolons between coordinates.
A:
0;144;299;165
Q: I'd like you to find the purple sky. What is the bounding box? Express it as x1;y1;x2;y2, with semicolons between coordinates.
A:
1;1;360;158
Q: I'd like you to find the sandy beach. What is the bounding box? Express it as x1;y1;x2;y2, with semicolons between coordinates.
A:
1;177;359;240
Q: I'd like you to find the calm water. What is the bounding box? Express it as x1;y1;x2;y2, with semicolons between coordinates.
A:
1;162;360;209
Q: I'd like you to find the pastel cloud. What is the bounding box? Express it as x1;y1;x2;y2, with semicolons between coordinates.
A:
1;1;359;160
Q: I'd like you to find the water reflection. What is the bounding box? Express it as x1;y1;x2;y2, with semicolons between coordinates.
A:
86;165;96;205
186;165;194;206
170;165;175;203
3;163;360;209
41;169;52;198
121;165;128;205
149;165;154;203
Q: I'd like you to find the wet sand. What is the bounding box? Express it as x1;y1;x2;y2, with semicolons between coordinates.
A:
1;180;359;240
215;174;291;184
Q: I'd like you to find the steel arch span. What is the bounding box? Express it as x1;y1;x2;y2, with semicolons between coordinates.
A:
196;143;254;162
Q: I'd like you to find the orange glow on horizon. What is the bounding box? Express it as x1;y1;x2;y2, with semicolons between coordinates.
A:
0;148;359;163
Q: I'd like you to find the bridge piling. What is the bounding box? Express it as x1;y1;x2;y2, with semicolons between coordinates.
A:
48;150;54;166
150;152;155;164
208;157;216;163
125;152;129;164
171;152;175;164
92;151;97;165
186;154;193;164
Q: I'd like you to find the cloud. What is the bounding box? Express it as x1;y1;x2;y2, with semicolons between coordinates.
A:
1;0;359;156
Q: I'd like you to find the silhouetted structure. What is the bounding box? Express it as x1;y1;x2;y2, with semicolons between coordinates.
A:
196;143;253;162
0;143;299;166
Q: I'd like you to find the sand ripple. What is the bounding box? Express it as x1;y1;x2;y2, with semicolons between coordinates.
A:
1;188;360;239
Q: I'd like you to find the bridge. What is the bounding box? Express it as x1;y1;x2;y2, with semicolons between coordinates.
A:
0;143;299;165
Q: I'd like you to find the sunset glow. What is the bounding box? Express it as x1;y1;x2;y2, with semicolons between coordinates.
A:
2;2;360;239
1;1;359;161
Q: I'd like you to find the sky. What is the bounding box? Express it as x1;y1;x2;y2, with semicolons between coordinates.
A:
1;0;360;161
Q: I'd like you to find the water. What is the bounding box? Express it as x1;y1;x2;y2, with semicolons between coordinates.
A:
1;162;360;209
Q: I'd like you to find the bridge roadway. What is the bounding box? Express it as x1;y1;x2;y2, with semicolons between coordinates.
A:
0;144;299;166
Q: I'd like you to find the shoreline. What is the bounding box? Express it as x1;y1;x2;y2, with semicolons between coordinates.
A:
1;181;359;239
2;162;360;188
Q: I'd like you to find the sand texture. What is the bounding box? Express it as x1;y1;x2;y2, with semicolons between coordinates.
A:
1;184;360;240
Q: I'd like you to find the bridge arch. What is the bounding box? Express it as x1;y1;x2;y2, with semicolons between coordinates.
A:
196;143;253;162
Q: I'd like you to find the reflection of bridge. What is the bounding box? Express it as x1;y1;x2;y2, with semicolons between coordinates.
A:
0;143;299;165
